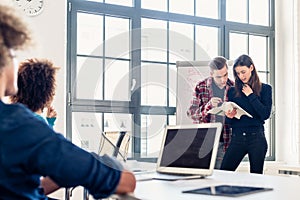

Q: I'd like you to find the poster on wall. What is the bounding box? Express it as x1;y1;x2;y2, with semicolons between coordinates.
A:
176;61;211;125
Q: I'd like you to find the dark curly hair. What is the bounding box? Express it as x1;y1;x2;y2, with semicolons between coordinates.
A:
10;58;59;112
0;4;31;70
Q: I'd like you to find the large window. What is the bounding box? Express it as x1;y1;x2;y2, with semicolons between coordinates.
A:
67;0;275;161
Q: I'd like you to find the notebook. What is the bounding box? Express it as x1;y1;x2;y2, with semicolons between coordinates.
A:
135;123;222;181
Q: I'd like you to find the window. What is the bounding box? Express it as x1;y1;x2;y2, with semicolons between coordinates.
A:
169;0;194;15
229;32;272;158
67;0;275;161
226;0;270;26
87;0;133;7
195;25;219;59
141;0;167;12
196;0;219;19
226;0;247;23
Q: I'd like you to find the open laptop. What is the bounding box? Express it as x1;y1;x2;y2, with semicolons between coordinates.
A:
135;122;222;181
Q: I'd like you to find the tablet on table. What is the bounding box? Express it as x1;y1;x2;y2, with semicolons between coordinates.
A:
182;185;273;197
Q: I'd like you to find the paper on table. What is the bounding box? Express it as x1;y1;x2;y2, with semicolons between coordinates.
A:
207;101;253;119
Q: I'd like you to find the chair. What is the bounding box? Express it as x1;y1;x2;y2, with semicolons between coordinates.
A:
98;131;130;162
81;131;131;200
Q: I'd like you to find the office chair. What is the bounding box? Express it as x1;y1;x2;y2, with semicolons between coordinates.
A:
66;131;130;200
98;131;130;162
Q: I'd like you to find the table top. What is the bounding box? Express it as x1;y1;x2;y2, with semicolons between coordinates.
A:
125;161;300;200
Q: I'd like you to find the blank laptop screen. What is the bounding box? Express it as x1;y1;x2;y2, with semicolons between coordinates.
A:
159;127;217;169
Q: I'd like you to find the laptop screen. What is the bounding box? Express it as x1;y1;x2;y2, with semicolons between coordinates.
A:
156;123;222;176
159;127;217;169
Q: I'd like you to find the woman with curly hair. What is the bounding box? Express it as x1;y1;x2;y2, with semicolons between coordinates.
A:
10;58;59;128
0;3;135;199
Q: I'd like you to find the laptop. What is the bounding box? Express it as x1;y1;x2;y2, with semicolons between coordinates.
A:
135;122;222;181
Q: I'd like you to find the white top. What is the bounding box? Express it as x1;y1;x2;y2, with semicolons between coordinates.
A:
126;161;300;200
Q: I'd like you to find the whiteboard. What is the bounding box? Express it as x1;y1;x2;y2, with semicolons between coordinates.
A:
176;61;211;125
176;60;234;125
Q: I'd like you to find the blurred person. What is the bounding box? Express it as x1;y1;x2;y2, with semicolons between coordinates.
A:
0;4;135;199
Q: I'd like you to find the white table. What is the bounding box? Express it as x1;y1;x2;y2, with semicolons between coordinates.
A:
126;161;300;200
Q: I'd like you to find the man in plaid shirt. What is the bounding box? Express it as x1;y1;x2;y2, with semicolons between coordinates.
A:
187;56;234;169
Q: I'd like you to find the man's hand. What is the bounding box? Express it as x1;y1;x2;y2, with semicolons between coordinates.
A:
115;170;136;194
209;97;222;107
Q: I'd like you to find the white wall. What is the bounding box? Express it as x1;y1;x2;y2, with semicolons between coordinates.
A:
2;0;67;135
275;0;300;164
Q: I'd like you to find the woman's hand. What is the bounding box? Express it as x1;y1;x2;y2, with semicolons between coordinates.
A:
242;84;253;96
225;108;237;119
47;106;57;118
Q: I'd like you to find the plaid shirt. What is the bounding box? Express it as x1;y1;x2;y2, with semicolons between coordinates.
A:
187;77;234;151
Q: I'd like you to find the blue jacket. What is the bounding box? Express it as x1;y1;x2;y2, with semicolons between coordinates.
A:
0;101;121;199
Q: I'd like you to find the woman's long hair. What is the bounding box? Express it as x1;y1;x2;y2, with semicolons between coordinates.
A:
233;54;262;97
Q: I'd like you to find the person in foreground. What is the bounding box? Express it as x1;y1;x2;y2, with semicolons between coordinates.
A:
0;4;136;199
187;56;234;169
220;54;272;174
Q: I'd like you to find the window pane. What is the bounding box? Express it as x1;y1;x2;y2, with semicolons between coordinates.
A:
141;0;167;11
141;63;167;106
249;35;267;73
104;113;132;132
258;72;267;83
141;18;167;62
169;0;194;15
168;115;176;125
105;16;130;59
141;115;167;157
86;0;103;2
105;0;132;6
226;0;247;23
264;119;271;157
249;0;269;26
196;0;218;19
77;13;103;56
72;112;103;153
105;59;130;100
169;64;177;107
76;57;103;100
169;22;194;62
229;32;248;60
195;25;218;60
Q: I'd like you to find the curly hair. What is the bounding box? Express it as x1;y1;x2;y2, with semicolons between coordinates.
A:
10;58;59;112
0;4;31;70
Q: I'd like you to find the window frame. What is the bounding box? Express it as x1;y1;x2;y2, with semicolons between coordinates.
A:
67;0;275;161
